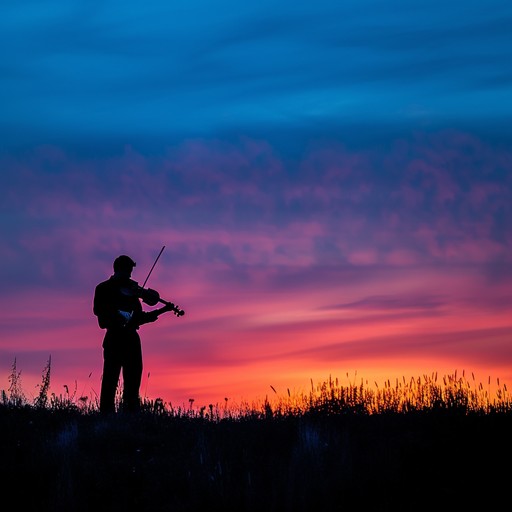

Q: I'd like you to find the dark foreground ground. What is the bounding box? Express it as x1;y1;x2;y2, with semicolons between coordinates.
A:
1;406;510;511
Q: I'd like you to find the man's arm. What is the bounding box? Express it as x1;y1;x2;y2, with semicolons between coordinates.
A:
136;303;175;326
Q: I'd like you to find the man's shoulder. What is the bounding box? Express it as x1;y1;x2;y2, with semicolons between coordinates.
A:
95;277;116;293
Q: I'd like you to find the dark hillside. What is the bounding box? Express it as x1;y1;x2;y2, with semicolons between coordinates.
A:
1;406;510;511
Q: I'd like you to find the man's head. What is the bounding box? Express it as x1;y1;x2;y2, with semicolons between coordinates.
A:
113;255;136;278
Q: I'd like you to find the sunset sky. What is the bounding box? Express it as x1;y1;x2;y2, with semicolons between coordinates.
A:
1;1;511;408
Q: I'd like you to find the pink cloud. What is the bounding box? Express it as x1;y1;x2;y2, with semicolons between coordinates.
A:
1;130;512;405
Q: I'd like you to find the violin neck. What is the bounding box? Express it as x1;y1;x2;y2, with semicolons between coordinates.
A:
159;299;185;317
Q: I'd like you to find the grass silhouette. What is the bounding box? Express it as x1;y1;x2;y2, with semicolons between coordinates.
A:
3;357;511;417
2;358;511;511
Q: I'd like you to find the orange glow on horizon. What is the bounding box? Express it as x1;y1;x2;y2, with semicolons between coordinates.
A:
2;261;512;410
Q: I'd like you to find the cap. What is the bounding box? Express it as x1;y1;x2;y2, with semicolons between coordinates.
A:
113;255;136;272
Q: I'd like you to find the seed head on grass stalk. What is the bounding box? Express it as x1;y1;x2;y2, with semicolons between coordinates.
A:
6;358;25;407
35;355;52;409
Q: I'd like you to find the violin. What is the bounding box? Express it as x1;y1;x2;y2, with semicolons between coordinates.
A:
123;279;185;317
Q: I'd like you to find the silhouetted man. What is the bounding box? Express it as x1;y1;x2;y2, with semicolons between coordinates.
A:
94;255;174;413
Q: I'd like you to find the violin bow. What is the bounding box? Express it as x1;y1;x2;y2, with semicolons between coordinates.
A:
142;245;165;288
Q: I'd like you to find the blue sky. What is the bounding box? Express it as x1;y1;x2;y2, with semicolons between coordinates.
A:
2;1;511;149
1;1;511;406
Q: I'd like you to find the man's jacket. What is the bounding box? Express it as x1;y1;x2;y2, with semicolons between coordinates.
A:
93;276;158;330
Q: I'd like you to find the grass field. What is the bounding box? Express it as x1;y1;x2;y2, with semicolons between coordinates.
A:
2;360;511;511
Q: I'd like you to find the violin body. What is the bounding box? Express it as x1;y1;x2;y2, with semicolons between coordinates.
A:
122;280;185;317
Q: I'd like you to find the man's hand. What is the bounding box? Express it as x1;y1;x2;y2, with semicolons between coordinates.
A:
153;302;184;318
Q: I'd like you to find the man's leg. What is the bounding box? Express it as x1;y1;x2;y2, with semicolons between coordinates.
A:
100;335;122;414
122;332;143;412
